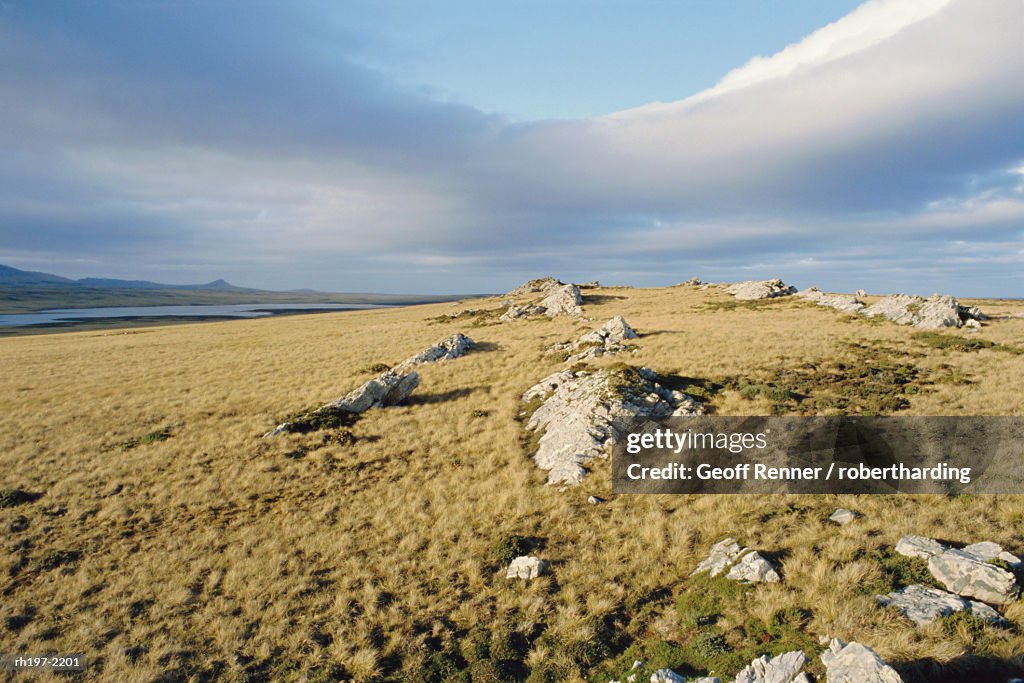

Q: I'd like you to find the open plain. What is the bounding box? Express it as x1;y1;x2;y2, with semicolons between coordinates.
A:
2;283;1024;682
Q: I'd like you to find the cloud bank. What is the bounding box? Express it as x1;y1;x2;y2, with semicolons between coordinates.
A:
1;0;1022;295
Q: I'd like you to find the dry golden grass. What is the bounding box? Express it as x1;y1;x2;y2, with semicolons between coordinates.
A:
1;285;1023;681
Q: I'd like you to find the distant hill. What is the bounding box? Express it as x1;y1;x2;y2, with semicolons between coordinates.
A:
0;264;75;286
2;264;259;292
0;263;476;314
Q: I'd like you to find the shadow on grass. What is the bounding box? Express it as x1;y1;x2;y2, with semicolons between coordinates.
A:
896;654;1024;682
467;340;502;354
406;385;487;405
582;294;627;305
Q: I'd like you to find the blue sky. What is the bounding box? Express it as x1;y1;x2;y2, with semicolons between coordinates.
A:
1;0;1023;295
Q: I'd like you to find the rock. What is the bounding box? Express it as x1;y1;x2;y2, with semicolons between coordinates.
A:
726;550;781;583
587;496;603;505
796;288;865;313
734;650;807;683
327;370;421;413
265;334;473;436
522;366;702;484
681;277;704;286
821;639;902;682
578;315;638;346
964;318;981;329
264;369;419;436
649;669;686;683
505;555;549;580
963;306;987;321
725;279;797;300
861;293;982;329
540;283;583;317
692;538;745;576
928;548;1019;605
692;539;780;583
961;542;1022;568
856;289;867;297
829;508;858;525
505;277;563;298
500;303;547;321
895;535;946;560
876;584;1007;627
396;333;473;369
565;316;639;362
580;280;602;289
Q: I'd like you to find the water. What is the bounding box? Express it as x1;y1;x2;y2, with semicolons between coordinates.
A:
0;303;391;327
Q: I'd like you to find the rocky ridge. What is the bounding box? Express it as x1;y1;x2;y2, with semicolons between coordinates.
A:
521;365;702;485
725;279;797;300
264;333;473;436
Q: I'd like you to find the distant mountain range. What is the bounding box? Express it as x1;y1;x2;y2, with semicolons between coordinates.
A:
0;264;259;292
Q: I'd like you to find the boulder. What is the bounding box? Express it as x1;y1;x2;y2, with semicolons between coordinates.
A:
796;288;865;313
396;333;473;369
692;538;745;577
649;669;686;683
861;293;983;329
876;584;1006;626
928;548;1019;605
500;304;546;321
961;542;1022;568
505;277;563;298
540;283;583;317
521;367;702;485
895;535;946;560
264;334;473;436
578;315;638;346
856;289;867;297
681;277;704;286
505;555;549;580
264;369;419;436
726;550;781;583
820;639;902;683
734;651;807;683
725;279;797;300
692;538;780;583
329;370;420;413
829;508;858;525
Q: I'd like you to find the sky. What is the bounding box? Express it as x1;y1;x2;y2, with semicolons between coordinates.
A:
1;0;1023;296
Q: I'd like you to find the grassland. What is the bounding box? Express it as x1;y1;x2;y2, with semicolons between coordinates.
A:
1;285;1023;682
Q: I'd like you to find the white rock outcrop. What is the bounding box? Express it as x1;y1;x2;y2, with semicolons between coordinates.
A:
928;548;1019;605
395;333;473;370
895;535;946;560
829;508;858;525
796;288;865;313
540;283;583;317
505;555;549;580
692;538;780;584
876;584;1005;626
726;550;782;583
734;651;807;683
820;639;903;683
725;279;797;300
264;369;420;436
522;366;701;485
504;277;563;298
861;294;985;329
265;334;473;436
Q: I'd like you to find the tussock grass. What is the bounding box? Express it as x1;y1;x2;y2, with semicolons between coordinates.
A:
2;286;1024;680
